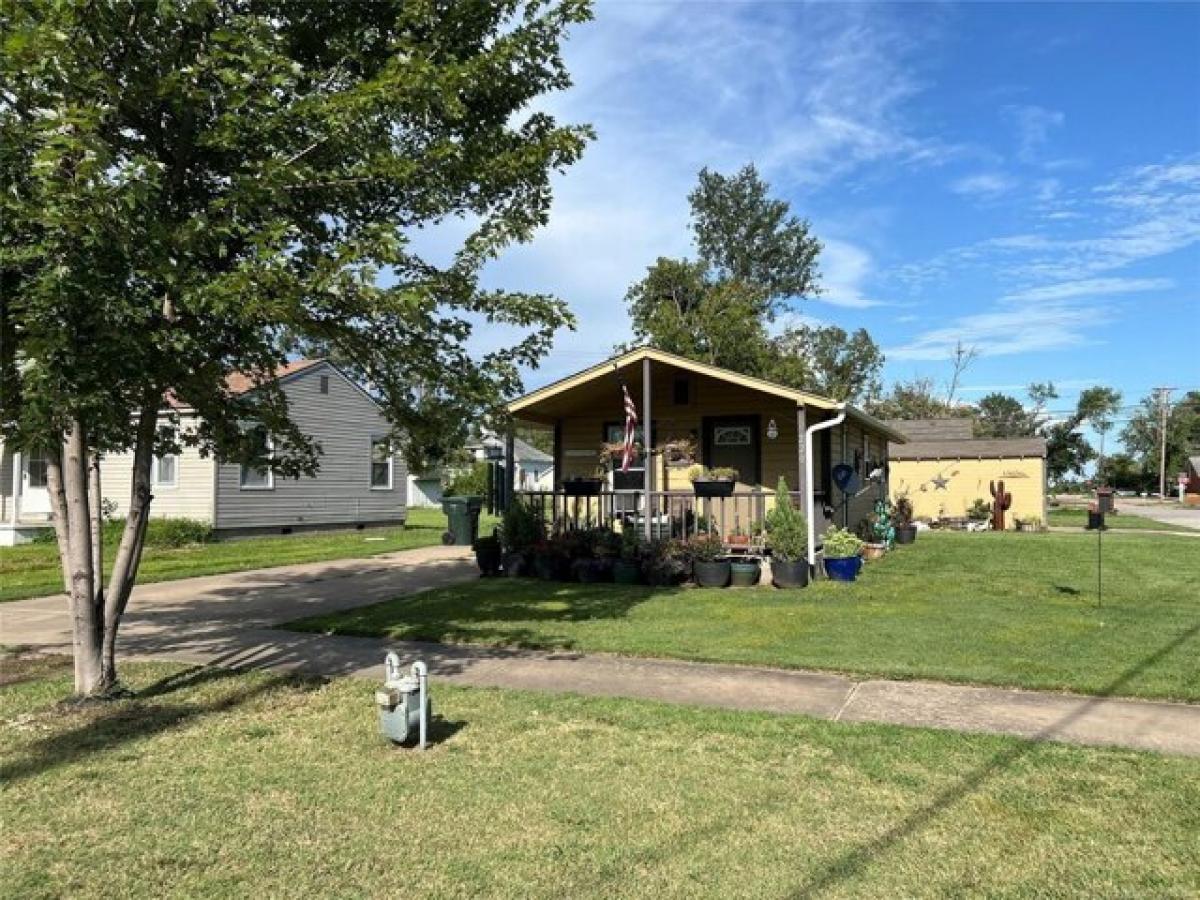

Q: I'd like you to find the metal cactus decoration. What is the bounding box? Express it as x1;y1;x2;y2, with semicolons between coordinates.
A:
989;480;1012;531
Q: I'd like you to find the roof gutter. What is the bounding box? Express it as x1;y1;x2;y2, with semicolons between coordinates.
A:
805;404;847;569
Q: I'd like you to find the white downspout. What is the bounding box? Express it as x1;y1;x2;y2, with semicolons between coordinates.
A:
805;406;847;568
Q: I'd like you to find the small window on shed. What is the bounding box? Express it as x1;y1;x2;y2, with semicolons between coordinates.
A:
673;375;690;406
319;375;330;394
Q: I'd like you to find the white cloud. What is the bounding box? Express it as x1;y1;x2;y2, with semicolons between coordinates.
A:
951;172;1019;199
1004;104;1065;162
815;239;884;308
1000;277;1174;303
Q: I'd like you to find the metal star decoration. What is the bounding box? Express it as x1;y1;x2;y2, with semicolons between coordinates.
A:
931;473;950;491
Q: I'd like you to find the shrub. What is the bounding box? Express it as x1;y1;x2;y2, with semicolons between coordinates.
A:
444;462;490;498
765;477;807;562
687;466;739;482
640;537;690;584
686;532;725;563
501;500;544;554
967;498;992;521
822;526;863;559
620;526;641;562
894;497;914;527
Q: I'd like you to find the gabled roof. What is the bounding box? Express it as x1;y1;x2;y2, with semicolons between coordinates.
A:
167;359;381;411
884;418;974;442
508;346;906;442
889;437;1047;460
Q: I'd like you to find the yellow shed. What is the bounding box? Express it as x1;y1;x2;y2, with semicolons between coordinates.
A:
887;433;1048;528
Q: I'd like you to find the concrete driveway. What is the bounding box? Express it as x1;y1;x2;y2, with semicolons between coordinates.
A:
3;545;1198;757
1117;498;1200;530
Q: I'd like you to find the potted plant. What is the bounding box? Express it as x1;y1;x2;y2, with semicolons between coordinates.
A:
856;517;885;560
729;558;761;587
765;477;808;588
893;496;917;544
727;524;750;547
967;498;992;529
689;465;739;499
562;469;606;497
1015;515;1042;533
663;436;697;468
822;527;864;582
501;500;543;576
641;537;689;586
613;527;642;584
572;527;618;583
472;532;502;577
688;532;730;587
599;439;642;470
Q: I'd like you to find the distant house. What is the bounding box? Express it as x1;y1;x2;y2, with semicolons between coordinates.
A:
885;418;1047;526
406;430;554;508
0;359;406;545
1185;456;1200;498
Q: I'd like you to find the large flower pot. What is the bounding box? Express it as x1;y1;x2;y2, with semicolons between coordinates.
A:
693;559;731;588
729;560;760;588
824;555;863;582
771;558;809;589
894;524;917;545
692;479;736;499
474;542;502;577
563;478;604;497
861;543;886;561
502;551;530;577
612;559;642;584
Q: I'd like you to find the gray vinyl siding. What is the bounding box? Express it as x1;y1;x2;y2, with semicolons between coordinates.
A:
214;362;407;531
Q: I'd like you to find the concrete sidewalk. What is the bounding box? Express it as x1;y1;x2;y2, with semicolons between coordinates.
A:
3;546;1197;757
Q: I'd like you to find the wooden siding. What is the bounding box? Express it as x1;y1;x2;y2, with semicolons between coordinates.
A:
890;456;1047;527
214;362;407;531
101;417;216;522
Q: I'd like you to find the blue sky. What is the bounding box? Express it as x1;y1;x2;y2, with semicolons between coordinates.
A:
472;2;1199;432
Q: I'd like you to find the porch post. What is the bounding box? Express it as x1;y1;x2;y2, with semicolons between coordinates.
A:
11;449;21;526
553;419;563;491
795;405;807;501
504;428;516;512
642;356;653;539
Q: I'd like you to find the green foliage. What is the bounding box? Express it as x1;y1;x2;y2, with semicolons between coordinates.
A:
688;466;739;482
685;532;725;563
1;0;592;474
1120;390;1200;478
765;477;807;562
867;378;974;421
445;462;490;499
974;393;1039;438
501;501;544;555
893;496;914;527
620;526;641;562
967;498;992;521
821;526;863;559
766;325;884;404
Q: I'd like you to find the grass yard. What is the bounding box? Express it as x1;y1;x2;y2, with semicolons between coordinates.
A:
2;655;1197;899
291;531;1200;702
1047;506;1195;531
0;507;491;603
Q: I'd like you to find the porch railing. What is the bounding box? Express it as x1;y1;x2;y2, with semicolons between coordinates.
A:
514;489;823;547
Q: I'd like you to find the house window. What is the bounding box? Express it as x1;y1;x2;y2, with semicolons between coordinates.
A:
153;453;178;487
319;375;330;394
370;437;393;490
25;450;49;488
673;375;690;406
605;422;646;492
239;427;274;490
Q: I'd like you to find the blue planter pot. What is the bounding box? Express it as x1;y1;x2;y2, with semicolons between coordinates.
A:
824;555;863;582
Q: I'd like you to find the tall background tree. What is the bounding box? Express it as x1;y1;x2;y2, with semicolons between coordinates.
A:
1;0;592;697
1120;390;1200;486
974;382;1057;438
623;162;884;399
1076;386;1123;482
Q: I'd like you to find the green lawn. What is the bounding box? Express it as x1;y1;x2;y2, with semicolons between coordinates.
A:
0;507;492;603
2;655;1196;899
291;531;1200;702
1047;506;1196;531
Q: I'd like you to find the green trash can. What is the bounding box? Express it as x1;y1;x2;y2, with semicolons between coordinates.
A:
441;496;484;546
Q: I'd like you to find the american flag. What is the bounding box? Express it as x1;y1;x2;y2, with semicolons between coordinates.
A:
621;383;639;473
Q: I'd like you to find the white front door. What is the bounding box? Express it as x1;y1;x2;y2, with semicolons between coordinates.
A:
21;451;51;517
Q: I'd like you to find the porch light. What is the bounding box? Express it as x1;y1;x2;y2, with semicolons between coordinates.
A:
766;419;779;440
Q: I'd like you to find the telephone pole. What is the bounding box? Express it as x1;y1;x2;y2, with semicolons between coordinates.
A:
1155;387;1174;499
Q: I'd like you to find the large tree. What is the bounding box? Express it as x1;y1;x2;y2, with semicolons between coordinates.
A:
1;0;591;697
766;324;884;405
974;383;1057;438
1120;390;1200;483
867;377;974;421
1076;386;1123;481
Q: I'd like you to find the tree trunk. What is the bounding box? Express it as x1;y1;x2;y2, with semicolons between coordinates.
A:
60;419;104;695
100;399;158;686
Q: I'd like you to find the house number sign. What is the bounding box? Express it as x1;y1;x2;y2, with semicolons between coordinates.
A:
713;426;752;446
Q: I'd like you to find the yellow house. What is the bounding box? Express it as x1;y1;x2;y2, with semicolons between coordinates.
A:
886;420;1047;527
503;347;905;566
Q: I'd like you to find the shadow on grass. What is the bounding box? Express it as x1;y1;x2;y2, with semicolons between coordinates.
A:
291;578;675;651
788;620;1200;898
0;658;326;786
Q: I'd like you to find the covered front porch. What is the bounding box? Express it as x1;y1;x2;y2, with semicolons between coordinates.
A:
503;348;903;563
0;443;55;546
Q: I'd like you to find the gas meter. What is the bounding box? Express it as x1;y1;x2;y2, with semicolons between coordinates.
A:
375;653;430;750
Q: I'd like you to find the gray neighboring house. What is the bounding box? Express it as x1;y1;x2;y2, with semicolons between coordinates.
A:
0;359;406;544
